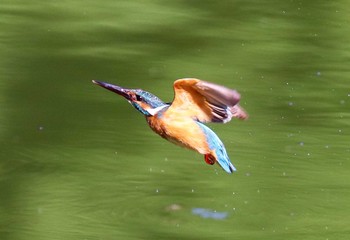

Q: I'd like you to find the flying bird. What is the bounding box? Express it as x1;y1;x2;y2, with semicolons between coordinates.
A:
92;78;247;173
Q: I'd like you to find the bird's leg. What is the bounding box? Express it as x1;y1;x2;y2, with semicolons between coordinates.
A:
204;154;216;165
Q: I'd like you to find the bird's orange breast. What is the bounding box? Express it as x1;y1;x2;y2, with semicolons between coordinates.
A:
146;113;210;154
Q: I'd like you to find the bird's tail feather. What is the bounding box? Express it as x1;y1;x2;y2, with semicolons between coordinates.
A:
212;148;236;173
196;122;236;173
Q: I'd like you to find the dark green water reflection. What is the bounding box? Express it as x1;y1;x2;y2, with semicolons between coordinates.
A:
1;1;349;239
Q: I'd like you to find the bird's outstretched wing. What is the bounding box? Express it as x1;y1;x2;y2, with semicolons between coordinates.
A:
166;78;248;123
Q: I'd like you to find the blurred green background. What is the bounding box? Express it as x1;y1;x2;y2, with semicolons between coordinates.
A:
1;0;349;239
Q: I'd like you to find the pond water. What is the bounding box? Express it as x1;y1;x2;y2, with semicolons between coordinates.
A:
1;1;349;239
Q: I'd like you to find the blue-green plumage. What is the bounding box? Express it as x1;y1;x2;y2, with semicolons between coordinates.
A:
133;90;166;108
131;90;168;116
196;122;236;173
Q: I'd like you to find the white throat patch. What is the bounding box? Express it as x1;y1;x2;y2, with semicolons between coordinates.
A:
147;105;168;116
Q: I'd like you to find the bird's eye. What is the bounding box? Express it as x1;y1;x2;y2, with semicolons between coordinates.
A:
136;95;143;101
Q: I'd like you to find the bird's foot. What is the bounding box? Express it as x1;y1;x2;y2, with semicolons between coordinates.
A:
204;154;216;165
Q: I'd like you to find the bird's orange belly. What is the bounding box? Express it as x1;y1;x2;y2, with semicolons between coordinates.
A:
147;116;209;154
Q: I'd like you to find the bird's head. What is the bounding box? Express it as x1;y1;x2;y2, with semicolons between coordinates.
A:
93;80;167;116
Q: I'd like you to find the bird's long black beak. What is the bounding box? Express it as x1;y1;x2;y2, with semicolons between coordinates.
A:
92;80;131;100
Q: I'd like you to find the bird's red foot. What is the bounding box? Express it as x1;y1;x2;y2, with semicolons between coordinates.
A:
204;154;216;165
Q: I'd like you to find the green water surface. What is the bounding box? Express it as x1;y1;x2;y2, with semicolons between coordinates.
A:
1;1;349;239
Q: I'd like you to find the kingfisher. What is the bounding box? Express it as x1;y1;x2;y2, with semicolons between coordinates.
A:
92;78;248;174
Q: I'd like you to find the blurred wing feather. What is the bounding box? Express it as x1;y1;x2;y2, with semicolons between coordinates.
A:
166;78;247;123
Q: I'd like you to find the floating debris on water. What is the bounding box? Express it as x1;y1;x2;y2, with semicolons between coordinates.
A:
165;204;182;212
191;208;229;220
